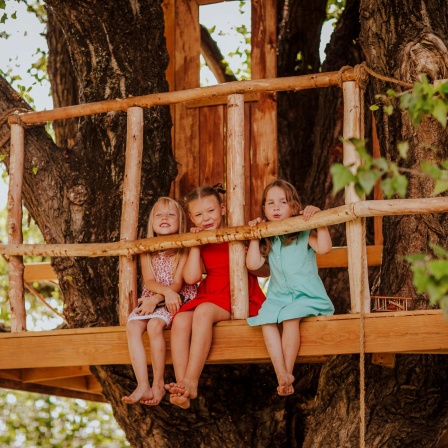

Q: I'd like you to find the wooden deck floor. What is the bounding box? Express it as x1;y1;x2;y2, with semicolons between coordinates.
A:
0;310;446;402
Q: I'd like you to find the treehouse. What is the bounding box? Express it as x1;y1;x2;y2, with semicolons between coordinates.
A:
0;0;447;412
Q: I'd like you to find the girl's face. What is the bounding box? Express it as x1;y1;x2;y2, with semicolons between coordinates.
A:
152;202;180;235
263;186;293;221
188;195;225;230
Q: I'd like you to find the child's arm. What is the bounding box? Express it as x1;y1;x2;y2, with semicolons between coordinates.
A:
135;294;164;315
246;217;267;271
183;246;203;285
301;205;332;254
163;252;189;315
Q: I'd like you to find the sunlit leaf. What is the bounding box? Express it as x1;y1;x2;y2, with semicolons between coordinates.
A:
397;141;409;159
433;179;448;195
432;99;448;127
330;164;355;195
427;260;448;280
369;104;379;111
357;169;379;195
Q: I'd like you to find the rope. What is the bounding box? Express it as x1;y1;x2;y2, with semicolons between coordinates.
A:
359;308;366;448
338;62;414;89
0;108;31;149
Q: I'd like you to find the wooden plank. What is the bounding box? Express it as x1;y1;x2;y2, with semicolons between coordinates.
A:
173;0;200;199
24;262;57;282
316;245;382;268
0;377;106;402
371;113;384;245
38;376;91;393
0;311;446;369
199;105;224;187
187;92;259;109
250;0;277;220
21;366;91;382
371;353;396;368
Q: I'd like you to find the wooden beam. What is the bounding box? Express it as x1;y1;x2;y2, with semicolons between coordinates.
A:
0;377;106;403
186;92;258;109
227;94;249;319
8;122;26;332
118;107;144;324
3;198;447;258
343;81;370;313
21;366;91;382
8;71;356;126
0;311;446;369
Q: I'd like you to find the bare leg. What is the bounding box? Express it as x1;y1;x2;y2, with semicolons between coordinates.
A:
261;323;295;396
170;303;230;409
140;318;167;406
165;311;193;394
122;319;154;404
281;318;301;374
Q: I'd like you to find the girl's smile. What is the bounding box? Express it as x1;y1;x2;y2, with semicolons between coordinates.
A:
188;196;225;230
153;202;180;235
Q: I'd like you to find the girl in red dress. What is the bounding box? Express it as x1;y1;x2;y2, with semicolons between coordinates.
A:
166;184;265;409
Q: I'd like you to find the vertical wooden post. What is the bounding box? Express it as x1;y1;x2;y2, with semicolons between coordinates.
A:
8;122;26;332
342;82;370;313
371;113;384;246
227;94;249;319
119;107;144;325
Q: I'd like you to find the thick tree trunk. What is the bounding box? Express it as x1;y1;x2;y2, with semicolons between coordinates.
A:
302;1;448;447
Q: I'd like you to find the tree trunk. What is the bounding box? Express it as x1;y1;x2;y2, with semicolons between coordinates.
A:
302;1;448;447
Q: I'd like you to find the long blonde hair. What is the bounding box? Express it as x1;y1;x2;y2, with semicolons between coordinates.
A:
259;180;302;256
144;196;186;277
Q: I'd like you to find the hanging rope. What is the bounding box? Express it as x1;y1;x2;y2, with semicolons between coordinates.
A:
338;62;415;90
359;307;366;448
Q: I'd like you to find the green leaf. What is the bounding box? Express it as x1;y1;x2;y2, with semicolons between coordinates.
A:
430;243;448;259
32;166;38;175
393;174;408;197
0;1;5;10
0;12;6;23
384;104;394;115
372;157;388;172
0;154;7;162
433;179;448;195
65;275;73;282
427;260;448;280
432;99;448;127
330;164;355;195
420;160;441;178
357;169;379;195
11;11;16;19
369;104;379;111
380;178;394;198
386;89;397;98
397;141;409;159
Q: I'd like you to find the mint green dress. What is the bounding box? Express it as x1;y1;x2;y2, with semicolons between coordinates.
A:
247;230;334;326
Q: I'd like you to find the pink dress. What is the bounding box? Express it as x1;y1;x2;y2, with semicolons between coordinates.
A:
127;250;197;327
178;242;266;317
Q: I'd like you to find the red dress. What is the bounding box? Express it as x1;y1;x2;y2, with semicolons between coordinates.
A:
178;242;265;317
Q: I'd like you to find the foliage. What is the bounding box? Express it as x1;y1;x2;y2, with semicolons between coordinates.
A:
405;245;448;313
0;391;129;447
330;79;448;310
326;0;345;22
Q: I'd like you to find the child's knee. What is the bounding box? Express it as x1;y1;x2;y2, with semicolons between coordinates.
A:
147;318;166;336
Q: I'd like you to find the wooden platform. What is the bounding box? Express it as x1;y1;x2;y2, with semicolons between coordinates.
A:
0;310;446;402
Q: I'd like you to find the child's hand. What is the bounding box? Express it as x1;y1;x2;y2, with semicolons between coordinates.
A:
136;294;163;315
164;289;182;315
248;217;264;227
190;226;203;233
300;205;321;221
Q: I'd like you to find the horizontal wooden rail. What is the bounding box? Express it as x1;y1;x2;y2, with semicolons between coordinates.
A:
0;310;446;369
1;198;446;258
22;245;383;283
8;71;355;126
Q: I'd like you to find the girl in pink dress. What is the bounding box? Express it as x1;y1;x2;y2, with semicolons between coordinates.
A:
122;197;196;406
165;184;266;409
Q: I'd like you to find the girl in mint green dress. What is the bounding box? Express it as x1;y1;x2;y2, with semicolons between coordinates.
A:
246;180;334;396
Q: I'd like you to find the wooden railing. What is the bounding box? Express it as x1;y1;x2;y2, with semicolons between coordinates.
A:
5;69;448;330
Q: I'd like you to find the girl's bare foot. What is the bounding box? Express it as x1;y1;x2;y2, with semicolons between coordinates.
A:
277;373;295;396
170;390;191;409
141;384;165;406
169;379;198;399
122;384;153;404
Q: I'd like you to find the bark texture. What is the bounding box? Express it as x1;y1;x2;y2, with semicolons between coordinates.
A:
1;1;447;447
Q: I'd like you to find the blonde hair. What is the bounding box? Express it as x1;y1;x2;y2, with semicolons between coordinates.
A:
259;180;302;256
144;196;186;277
